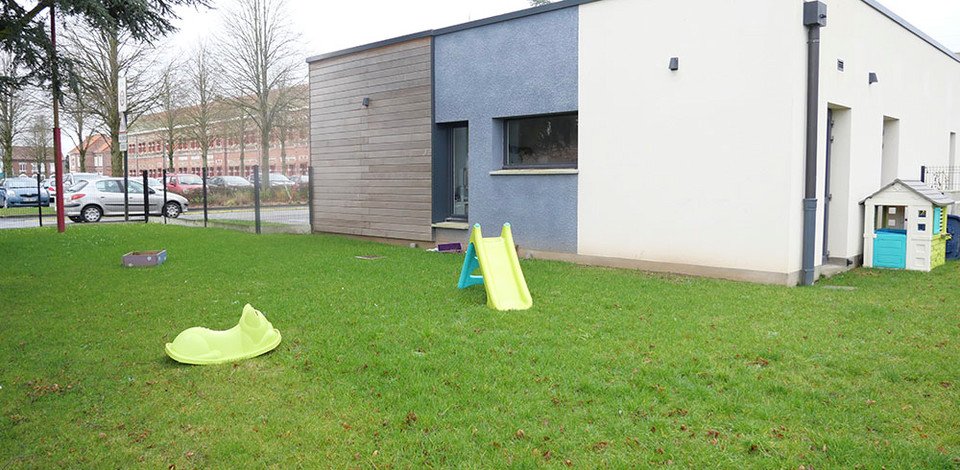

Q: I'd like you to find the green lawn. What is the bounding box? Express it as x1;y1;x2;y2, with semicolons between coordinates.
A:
0;206;54;217
1;224;958;468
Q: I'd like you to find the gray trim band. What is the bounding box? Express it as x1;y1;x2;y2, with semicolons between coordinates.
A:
860;0;960;64
306;0;600;63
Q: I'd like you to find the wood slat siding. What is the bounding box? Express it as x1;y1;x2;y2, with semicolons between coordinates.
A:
310;38;433;241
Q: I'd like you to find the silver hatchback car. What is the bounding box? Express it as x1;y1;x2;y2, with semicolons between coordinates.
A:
62;178;189;223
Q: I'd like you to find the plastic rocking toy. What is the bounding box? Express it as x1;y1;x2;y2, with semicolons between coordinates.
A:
165;304;282;365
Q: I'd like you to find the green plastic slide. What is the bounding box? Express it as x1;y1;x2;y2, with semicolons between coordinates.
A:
165;304;282;365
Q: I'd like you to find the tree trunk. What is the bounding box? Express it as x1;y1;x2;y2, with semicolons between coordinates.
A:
260;125;269;188
110;131;122;177
239;136;245;176
1;139;12;178
78;148;87;171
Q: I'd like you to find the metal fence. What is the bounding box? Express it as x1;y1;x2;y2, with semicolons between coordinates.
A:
159;164;313;234
0;165;313;233
0;174;58;229
921;165;960;192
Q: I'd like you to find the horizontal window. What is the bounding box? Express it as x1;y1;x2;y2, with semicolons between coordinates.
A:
504;113;577;168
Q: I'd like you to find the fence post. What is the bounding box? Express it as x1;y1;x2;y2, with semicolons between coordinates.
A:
920;165;926;183
36;173;42;227
142;170;149;224
253;164;261;234
202;166;208;228
162;168;168;224
307;165;314;233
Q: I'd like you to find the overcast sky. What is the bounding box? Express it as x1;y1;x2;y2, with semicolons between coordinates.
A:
170;0;960;60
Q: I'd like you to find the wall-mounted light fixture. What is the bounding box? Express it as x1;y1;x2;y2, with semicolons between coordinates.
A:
361;97;371;107
868;72;879;85
668;57;679;71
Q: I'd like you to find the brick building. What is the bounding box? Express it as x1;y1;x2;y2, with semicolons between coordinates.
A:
65;135;113;175
2;145;54;178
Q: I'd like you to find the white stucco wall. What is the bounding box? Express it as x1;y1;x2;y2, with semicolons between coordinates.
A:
578;0;808;278
578;0;960;281
819;0;960;262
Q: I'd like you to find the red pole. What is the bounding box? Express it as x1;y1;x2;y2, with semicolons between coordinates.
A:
51;6;66;232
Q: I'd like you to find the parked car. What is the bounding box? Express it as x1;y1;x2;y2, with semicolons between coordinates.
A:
247;172;295;187
63;172;102;188
289;174;309;185
145;178;165;192
165;174;203;193
62;178;188;223
209;176;254;188
0;177;50;208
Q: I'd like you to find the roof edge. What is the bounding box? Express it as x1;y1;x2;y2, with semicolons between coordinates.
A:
860;0;960;64
860;179;956;205
305;0;598;64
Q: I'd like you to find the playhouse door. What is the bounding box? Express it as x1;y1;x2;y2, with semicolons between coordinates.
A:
873;230;907;269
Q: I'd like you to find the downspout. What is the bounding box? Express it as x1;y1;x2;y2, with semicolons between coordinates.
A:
801;2;827;286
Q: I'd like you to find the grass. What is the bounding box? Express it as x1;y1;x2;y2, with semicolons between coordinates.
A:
0;206;54;217
1;224;958;468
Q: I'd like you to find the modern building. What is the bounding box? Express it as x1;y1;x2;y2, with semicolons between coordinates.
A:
306;0;960;285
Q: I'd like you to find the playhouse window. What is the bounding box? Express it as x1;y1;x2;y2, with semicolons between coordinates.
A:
877;205;906;230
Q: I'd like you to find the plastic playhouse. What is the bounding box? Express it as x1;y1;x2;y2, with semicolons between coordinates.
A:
165;304;282;365
862;179;954;271
458;223;533;311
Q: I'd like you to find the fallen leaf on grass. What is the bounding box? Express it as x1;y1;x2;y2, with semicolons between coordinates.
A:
747;357;770;367
515;429;525;439
940;381;952;389
591;441;609;452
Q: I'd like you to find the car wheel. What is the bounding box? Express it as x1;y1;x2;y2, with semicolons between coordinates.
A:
163;201;182;218
68;216;83;223
81;205;102;223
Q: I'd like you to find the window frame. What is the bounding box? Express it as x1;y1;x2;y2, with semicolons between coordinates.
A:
501;111;578;170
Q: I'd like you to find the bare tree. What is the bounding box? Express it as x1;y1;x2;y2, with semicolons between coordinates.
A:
157;61;187;170
274;82;306;175
185;44;219;170
65;26;159;176
62;76;100;173
218;0;300;186
0;53;30;177
26;113;52;176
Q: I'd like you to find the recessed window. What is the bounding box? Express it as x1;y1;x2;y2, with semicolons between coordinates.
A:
504;113;578;168
918;223;926;232
918;210;927;218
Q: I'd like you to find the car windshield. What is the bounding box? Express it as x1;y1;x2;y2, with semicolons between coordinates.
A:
147;178;162;186
224;177;249;184
67;181;87;192
178;175;203;185
4;178;36;188
269;174;291;182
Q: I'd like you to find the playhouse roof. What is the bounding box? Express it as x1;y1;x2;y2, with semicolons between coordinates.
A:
861;179;955;206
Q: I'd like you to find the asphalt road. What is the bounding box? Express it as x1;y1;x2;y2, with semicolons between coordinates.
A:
0;215;129;230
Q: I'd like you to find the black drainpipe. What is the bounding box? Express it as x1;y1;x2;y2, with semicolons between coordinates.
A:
802;2;827;286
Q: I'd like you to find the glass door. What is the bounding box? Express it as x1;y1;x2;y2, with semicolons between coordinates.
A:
451;125;468;219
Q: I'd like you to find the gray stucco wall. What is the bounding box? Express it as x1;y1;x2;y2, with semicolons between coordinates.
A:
434;6;579;253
